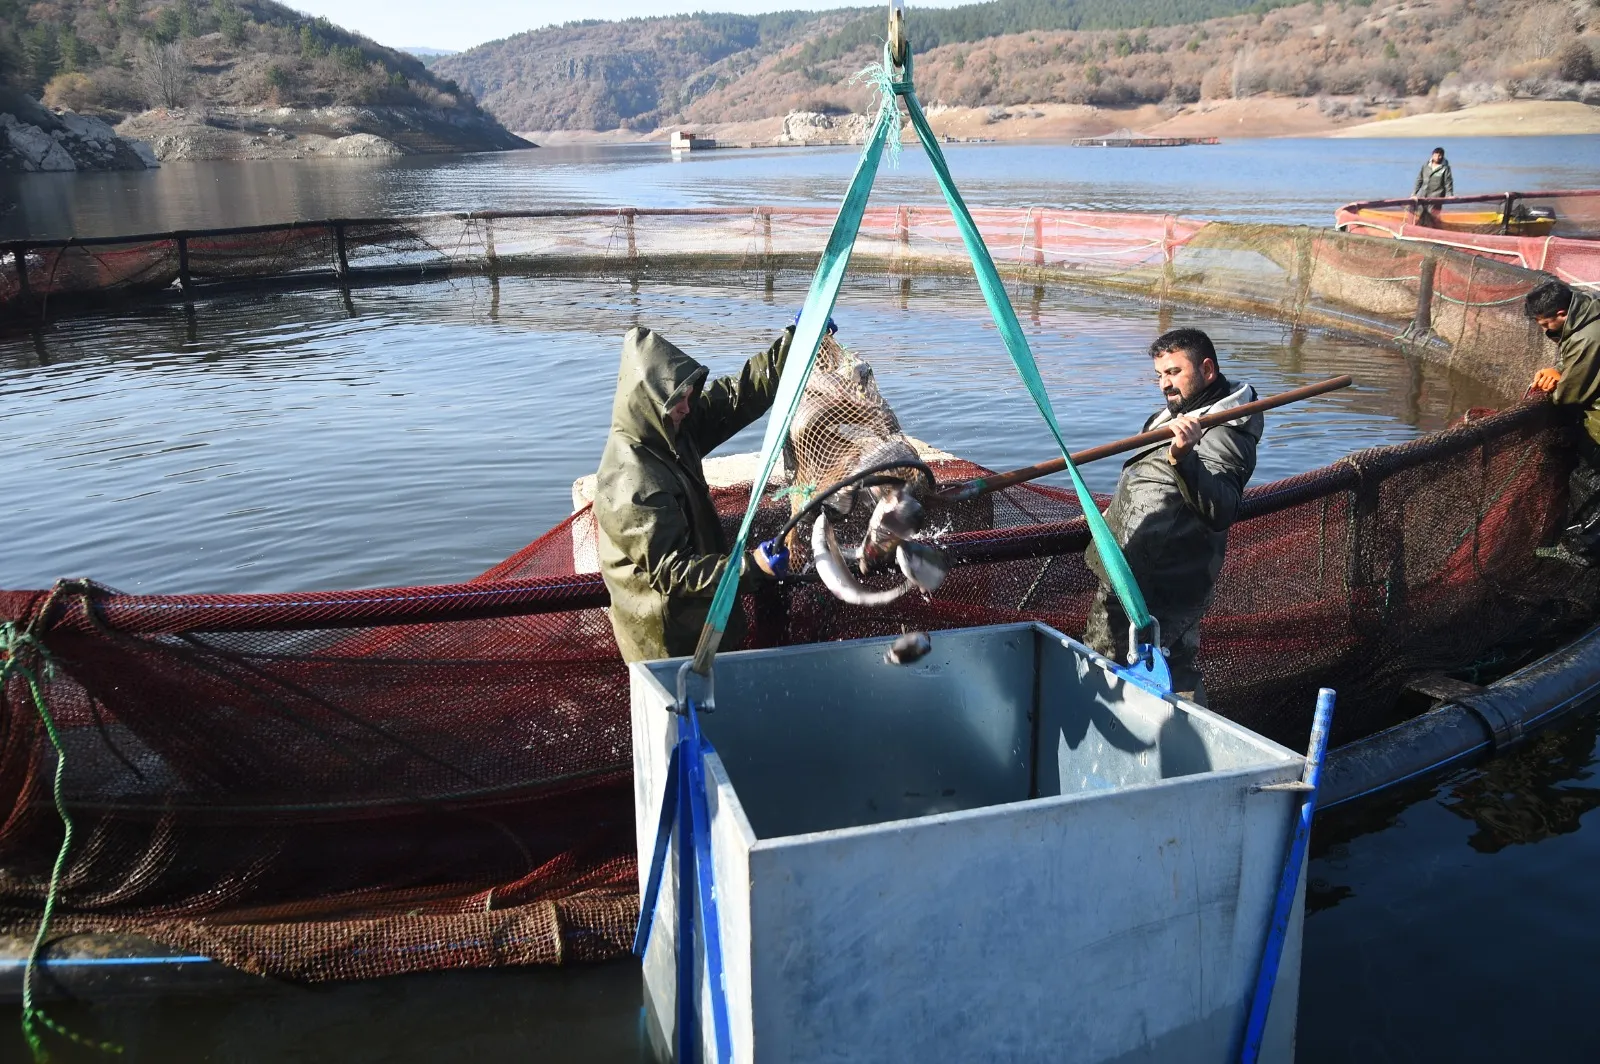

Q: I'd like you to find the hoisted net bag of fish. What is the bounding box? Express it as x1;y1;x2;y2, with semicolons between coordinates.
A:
777;332;954;606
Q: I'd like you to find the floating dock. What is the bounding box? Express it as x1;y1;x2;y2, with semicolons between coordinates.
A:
1071;135;1220;147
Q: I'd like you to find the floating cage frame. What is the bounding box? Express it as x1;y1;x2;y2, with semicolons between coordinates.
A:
2;207;1597;984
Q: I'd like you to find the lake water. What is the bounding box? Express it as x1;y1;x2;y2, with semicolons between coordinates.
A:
4;135;1599;241
0;273;1494;593
2;137;1599;1061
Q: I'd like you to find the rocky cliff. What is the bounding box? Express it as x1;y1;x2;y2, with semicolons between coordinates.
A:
0;89;157;172
116;104;531;161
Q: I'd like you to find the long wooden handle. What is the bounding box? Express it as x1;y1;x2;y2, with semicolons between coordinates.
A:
936;375;1353;502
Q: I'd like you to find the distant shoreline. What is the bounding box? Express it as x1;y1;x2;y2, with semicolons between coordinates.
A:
522;98;1600;150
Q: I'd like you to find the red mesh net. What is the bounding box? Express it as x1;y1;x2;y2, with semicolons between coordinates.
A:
2;210;1595;980
3;406;1595;980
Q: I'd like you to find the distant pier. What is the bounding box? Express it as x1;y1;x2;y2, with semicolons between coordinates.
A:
1070;135;1220;147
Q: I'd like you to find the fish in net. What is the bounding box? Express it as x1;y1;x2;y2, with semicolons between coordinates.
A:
779;334;947;604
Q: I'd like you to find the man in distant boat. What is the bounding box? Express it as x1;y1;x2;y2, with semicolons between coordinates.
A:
1083;329;1263;704
1414;147;1454;199
595;324;793;663
1413;147;1454;225
1526;278;1600;565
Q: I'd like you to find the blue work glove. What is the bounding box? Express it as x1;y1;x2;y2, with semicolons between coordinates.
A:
753;538;789;579
791;310;838;336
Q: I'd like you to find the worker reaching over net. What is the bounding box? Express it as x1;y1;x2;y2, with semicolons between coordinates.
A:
1527;278;1600;565
1083;328;1263;704
594;324;793;662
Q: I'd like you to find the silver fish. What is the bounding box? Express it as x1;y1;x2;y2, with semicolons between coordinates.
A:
884;630;933;666
812;514;909;607
895;540;949;595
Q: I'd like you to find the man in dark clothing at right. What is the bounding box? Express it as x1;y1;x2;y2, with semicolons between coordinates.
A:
1083;328;1263;704
1526;278;1600;563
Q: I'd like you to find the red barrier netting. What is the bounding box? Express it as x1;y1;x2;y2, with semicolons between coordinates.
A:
2;404;1597;981
1336;190;1600;293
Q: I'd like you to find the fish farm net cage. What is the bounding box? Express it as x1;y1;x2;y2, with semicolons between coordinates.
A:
1336;189;1600;292
2;207;1597;981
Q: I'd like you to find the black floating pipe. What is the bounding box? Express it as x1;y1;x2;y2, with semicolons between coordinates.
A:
1321;622;1600;808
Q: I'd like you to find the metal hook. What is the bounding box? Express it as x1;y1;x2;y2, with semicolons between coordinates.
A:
675;658;715;716
887;0;908;69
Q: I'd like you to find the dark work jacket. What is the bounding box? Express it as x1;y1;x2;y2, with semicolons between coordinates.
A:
1551;293;1600;445
1084;378;1263;624
595;325;792;663
1414;160;1454;198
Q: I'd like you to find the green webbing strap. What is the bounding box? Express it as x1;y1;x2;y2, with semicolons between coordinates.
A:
1;612;123;1062
893;52;1153;633
690;44;1153;673
689;92;901;673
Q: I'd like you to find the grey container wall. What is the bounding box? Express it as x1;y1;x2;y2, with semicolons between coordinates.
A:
631;622;1308;1064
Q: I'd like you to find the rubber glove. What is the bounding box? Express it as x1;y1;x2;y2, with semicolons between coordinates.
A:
752;538;789;579
1531;367;1562;392
791;310;838;336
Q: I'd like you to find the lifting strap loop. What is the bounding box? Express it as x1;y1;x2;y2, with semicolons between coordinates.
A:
688;37;1155;677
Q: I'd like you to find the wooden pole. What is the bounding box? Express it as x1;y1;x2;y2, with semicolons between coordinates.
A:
936;375;1354;502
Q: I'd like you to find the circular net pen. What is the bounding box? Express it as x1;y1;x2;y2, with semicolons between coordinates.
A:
1;208;1595;981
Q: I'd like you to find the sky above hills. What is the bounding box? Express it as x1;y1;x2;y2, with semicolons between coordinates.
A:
292;0;966;53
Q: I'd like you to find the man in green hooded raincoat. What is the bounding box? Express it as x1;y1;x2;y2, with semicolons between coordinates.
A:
1527;278;1600;563
595;324;794;662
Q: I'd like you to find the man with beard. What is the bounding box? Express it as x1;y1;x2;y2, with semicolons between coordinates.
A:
1526;278;1600;564
1083;329;1263;704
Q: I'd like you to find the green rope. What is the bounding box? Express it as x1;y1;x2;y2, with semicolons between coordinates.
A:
690;73;902;672
769;483;817;504
690;39;1154;671
0;617;123;1062
893;49;1154;632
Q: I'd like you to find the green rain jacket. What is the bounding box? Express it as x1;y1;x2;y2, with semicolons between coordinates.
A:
595;325;793;663
1084;377;1263;627
1552;292;1600;446
1414;160;1454;198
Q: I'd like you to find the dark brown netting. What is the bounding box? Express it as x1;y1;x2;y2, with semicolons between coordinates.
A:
3;210;1596;980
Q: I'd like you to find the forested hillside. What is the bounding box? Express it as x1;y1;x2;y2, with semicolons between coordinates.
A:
0;0;487;118
433;11;859;132
441;0;1600;133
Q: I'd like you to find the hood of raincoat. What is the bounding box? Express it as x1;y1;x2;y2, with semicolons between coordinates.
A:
1564;290;1600;341
611;327;710;457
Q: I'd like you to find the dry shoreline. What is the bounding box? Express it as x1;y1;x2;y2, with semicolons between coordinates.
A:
523;98;1600;149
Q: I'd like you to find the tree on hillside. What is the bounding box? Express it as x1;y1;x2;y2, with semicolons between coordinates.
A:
137;38;191;106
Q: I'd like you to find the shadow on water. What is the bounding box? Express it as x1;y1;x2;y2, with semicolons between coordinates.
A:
0;959;649;1064
1300;706;1600;1062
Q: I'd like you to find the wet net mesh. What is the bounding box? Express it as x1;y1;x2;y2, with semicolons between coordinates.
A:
3;209;1598;980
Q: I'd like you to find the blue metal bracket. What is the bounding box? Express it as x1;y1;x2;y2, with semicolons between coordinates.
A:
632;700;733;1064
1238;687;1336;1064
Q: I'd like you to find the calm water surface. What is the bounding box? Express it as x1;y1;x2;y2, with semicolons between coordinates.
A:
2;138;1599;1061
4;135;1599;240
1;274;1490;592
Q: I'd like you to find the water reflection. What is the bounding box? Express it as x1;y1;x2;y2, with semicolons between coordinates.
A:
1301;708;1600;1062
1441;713;1600;853
4;136;1598;242
0;272;1497;594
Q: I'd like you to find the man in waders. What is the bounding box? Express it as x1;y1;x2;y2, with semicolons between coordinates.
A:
595;324;794;663
1413;147;1454;226
1526;278;1600;565
1083;328;1263;704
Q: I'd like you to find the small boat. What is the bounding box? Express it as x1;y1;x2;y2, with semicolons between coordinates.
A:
1336;190;1600;290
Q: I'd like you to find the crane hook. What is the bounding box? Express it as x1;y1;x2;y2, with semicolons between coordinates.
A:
887;0;908;69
